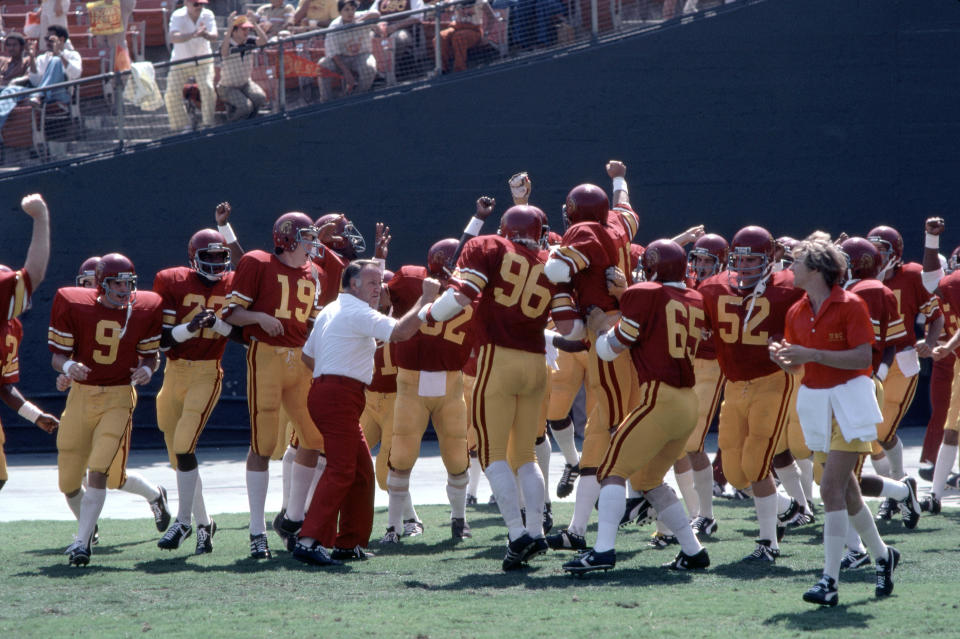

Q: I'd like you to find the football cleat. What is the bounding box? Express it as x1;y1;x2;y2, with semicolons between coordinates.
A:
488;494;498;505
466;494;478;507
920;495;941;515
917;465;934;482
690;516;718;537
900;477;921;529
875;546;900;597
195;521;216;555
65;538;91;567
663;548;710;571
249;533;272;559
803;575;839;607
620;496;654;528
380;527;401;544
293;541;342;567
557;463;580;499
451;517;472;540
546;528;587;551
712;481;725;498
149;486;171;533
946;472;960;490
542;503;553;535
502;533;538;571
523;536;549;563
331;545;375;561
840;548;871;570
789;510;816;528
562;548;616;574
271;509;286;537
276;516;303;552
742;539;779;563
648;533;678;549
875;497;897;521
777;498;801;525
403;519;424;537
158;520;192;550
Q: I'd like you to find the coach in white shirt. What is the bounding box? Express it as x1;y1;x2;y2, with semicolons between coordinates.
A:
293;258;439;566
164;0;218;132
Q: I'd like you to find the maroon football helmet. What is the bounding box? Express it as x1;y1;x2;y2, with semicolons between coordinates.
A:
533;206;551;249
315;213;366;259
642;239;687;283
499;205;544;250
840;237;881;281
563;184;608;228
427;238;459;279
273;212;320;256
866;225;904;270
76;255;101;288
949;245;960;274
96;253;137;307
687;233;729;283
188;229;231;279
727;225;775;290
776;236;798;267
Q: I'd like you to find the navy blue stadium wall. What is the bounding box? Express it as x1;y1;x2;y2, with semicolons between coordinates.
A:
1;0;959;451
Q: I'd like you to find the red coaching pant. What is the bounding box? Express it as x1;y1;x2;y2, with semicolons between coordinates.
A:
300;375;374;549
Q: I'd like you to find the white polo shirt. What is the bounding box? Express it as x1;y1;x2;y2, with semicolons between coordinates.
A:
303;292;397;384
169;6;218;62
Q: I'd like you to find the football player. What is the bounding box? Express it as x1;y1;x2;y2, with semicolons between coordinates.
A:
49;253;164;566
224;212;323;559
425;204;580;570
152;226;237;554
698;225;804;562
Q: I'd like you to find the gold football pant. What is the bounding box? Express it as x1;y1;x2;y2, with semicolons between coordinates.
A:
0;421;6;482
389;368;468;475
156;358;223;467
464;373;478;452
941;359;960;433
360;389;396;491
245;341;318;456
581;321;638;470
682;358;725;456
877;359;918;444
547;348;593;421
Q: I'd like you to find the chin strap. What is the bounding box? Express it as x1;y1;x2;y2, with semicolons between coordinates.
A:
741;270;771;336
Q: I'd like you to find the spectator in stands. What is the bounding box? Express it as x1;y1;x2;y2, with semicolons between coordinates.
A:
371;0;424;70
293;0;340;31
0;34;32;88
40;0;71;39
27;25;82;107
256;0;296;39
164;0;218;132
318;0;380;101
440;0;494;73
218;13;269;121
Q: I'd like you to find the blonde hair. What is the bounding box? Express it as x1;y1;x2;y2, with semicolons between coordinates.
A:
792;231;845;287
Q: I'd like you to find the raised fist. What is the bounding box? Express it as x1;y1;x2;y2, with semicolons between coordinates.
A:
421;277;441;301
606;160;626;179
508;172;531;204
926;217;945;236
214;201;232;226
21;193;49;220
475;196;495;220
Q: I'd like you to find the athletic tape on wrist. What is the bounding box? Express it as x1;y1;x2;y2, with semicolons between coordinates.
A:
62;359;78;376
464;217;483;237
17;401;42;423
218;223;237;245
612;177;628;194
172;323;199;343
926;232;940;250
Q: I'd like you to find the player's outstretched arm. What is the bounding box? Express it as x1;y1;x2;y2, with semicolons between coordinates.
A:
922;216;945;293
0;384;59;433
20;194;51;288
215;201;244;263
391;277;441;341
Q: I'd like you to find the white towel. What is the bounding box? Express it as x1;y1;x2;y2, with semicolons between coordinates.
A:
894;348;920;378
123;61;164;112
418;371;446;397
796;376;882;453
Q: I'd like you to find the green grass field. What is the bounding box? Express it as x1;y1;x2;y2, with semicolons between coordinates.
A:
1;501;958;638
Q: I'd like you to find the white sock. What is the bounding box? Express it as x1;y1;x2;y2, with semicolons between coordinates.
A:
246;469;269;535
849;503;887;560
280;445;296;510
655;515;672;535
885;439;905;479
659;500;702;556
878;477;908;501
675;469;698;518
403;492;419;522
192;476;210;527
568;474;601;536
447;471;468;520
467;455;482;497
535;436;552;496
77;486;106;545
823;509;848;582
774;461;807;510
121;472;160;502
871;454;891;477
594;484;625;552
932;443;958;498
755;493;779;550
485;460;525;541
285;462;315;522
775;491;793;515
386;470;409;533
305;455;327;506
176;467;198;525
797;457;815;505
550;420;580;466
693;466;714;519
845;525;865;554
517;462;545;538
66;487;85;519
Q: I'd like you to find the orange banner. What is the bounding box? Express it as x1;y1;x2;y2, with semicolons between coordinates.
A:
87;1;124;36
284;52;340;79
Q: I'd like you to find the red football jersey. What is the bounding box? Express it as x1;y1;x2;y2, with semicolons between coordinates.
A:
848;278;907;373
692;277;718;360
153;267;234;361
387;265;475;371
937;270;960;338
48;287;163;386
314;248;347;308
368;341;398;394
226;250;321;347
452;235;578;354
0;318;23;384
0;268;32;320
698;270;803;382
884;262;940;346
613;283;705;388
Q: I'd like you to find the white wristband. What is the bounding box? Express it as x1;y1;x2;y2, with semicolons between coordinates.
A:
612;177;628;194
925;232;940;250
171;323;199;343
876;362;889;382
218;223;237;245
17;401;43;424
464;217;483;237
61;359;78;376
212;318;233;336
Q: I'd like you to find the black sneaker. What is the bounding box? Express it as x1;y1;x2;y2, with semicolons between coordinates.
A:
557;463;580;499
840;548;871;570
380;527;401;544
875;497;897;521
271;509;286;537
918;465;934;482
803;575;839;607
249;533;272;559
920;495;941;515
900;477;921;529
523;536;549;562
65;538;91;567
276;516;303;552
875;546;900;597
466;494;478;507
149;486;171;533
947;472;960;490
403;519;424;537
158;520;192;550
620;496;653;528
502;533;537;571
331;545;374;561
663;548;710;570
742;539;779;563
195;521;216;555
562;548;616;574
542;503;553;535
690;516;718;537
293;541;342;567
546;528;587;551
648;533;678;549
451;517;472;540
